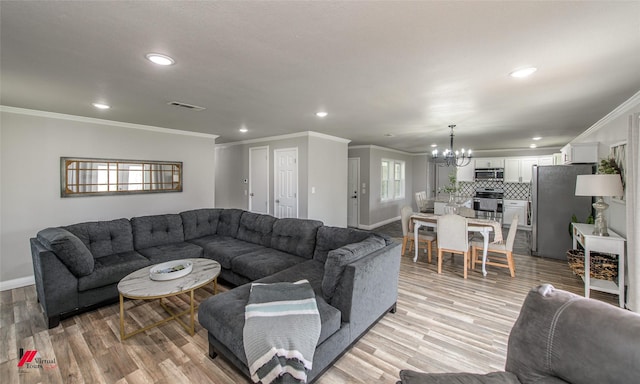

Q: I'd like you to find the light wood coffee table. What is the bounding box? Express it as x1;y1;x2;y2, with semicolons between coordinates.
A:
117;258;220;340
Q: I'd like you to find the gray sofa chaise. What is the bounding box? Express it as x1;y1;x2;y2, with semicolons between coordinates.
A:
397;284;640;384
197;222;401;383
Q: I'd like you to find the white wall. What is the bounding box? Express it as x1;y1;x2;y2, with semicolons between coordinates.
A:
308;134;349;226
571;93;640;237
0;107;217;287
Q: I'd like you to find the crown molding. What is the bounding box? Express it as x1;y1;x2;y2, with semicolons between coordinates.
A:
217;131;349;148
348;144;418;156
0;105;219;139
572;90;640;142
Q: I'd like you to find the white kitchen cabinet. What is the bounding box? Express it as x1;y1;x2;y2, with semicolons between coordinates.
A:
504;157;538;183
560;143;599;164
503;200;527;227
475;157;504;168
456;163;475;182
538;156;554;166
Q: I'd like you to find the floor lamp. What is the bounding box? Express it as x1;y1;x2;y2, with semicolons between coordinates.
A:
575;174;624;236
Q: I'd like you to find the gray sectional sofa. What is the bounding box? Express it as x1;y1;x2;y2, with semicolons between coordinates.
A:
30;208;401;383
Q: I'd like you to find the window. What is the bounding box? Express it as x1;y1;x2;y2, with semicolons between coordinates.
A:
381;159;405;201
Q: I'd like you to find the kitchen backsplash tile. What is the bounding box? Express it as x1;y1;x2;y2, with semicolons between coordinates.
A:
459;181;531;200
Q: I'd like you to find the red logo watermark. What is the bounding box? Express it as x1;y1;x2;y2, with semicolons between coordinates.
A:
18;349;56;370
17;350;37;367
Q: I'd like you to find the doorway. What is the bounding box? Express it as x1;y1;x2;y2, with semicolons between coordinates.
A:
249;146;269;213
274;148;298;218
347;158;360;227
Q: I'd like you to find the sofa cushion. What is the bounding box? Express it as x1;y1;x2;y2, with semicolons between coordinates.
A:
321;236;386;301
236;212;277;246
190;235;267;269
313;226;376;263
398;371;521;384
136;242;203;264
255;260;341;339
180;208;223;240
270;218;323;259
216;209;243;237
78;251;150;291
231;249;306;281
131;214;184;249
64;218;134;258
37;227;95;277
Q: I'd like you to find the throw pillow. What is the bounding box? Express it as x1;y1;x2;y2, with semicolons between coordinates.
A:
321;235;386;301
37;227;95;277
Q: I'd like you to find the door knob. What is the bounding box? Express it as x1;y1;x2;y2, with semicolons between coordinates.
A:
275;199;280;203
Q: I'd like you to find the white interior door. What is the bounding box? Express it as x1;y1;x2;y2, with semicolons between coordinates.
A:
347;158;360;227
249;146;269;213
274;148;298;218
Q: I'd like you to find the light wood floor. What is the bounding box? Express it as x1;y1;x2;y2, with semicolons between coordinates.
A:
1;249;617;384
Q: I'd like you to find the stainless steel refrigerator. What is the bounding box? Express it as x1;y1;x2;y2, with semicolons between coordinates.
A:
531;164;594;259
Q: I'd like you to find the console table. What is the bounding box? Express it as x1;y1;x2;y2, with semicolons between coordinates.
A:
572;223;626;308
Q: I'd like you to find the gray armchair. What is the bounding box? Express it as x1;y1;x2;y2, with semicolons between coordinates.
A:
397;284;640;383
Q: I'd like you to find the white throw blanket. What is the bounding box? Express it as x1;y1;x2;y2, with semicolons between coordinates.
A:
243;280;321;384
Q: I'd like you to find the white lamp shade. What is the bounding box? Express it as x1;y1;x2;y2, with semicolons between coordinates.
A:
575;174;623;197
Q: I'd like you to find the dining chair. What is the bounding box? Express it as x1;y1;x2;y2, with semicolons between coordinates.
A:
400;205;436;263
414;191;429;212
471;215;518;277
436;214;470;279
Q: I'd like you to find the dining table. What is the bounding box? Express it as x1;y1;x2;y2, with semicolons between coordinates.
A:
410;213;503;276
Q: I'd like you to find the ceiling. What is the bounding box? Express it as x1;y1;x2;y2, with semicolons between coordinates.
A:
2;1;639;156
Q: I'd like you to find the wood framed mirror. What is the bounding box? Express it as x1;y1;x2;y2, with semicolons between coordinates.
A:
61;157;182;197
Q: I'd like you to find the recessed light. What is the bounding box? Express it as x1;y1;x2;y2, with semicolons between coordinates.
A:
384;133;395;137
532;136;542;141
146;53;175;66
529;144;537;148
510;67;537;78
239;127;248;133
431;144;438;148
316;111;328;118
92;103;110;109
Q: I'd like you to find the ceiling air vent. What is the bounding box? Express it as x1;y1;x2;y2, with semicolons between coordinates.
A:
167;101;206;111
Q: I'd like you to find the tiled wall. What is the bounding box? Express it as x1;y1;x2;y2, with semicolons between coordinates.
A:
459;181;531;200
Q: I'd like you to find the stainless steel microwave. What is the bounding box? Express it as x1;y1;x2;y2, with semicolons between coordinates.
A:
474;168;504;181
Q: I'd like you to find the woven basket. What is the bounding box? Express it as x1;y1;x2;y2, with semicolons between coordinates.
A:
566;249;618;281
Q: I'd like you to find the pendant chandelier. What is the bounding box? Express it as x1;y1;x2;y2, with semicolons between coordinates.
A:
431;124;472;167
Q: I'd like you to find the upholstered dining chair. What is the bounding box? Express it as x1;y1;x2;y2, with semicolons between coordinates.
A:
471;215;518;277
436;214;470;279
414;191;429;212
400;205;436;263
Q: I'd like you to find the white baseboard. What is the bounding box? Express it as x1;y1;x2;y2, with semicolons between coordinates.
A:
358;216;401;230
0;275;35;291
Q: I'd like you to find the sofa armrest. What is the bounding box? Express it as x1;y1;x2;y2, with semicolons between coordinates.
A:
331;241;401;341
30;238;80;326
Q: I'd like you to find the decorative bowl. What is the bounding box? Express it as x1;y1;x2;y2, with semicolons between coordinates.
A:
149;260;193;281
